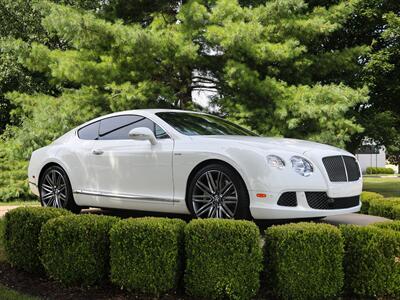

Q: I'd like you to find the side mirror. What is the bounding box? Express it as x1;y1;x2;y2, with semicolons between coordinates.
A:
128;127;157;145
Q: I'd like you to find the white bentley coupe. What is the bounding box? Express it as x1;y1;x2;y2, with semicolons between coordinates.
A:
28;109;362;219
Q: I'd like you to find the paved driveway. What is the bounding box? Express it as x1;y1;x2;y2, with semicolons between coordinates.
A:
322;213;389;226
0;206;24;218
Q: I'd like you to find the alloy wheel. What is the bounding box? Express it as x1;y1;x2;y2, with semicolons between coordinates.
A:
40;169;67;208
192;170;238;218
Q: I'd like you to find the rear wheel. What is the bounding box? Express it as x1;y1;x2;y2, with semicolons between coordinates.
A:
39;165;81;213
187;163;251;219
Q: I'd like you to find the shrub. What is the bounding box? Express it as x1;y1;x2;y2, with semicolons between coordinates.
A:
184;219;262;300
340;225;400;298
110;217;185;295
360;191;383;214
39;214;119;286
264;222;344;300
368;198;400;220
3;207;71;272
366;167;395;174
394;205;400;220
373;220;400;232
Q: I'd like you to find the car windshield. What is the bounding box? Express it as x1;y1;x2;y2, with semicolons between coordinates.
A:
156;112;257;136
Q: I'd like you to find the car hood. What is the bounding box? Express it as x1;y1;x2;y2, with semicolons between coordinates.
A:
191;136;351;156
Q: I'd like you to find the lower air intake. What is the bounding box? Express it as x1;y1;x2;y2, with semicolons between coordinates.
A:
277;192;297;207
305;192;360;210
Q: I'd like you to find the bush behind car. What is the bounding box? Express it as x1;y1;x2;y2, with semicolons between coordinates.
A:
366;167;395;174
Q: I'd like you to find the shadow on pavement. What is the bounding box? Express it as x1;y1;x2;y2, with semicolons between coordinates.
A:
83;208;365;231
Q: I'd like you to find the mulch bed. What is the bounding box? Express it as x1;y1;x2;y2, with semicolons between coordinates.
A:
0;262;188;300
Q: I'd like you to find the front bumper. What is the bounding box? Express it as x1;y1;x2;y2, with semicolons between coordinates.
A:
29;181;40;196
249;180;362;219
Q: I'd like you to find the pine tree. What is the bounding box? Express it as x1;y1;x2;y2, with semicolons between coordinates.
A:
0;0;373;200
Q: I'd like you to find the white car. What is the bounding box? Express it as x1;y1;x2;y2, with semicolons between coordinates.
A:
28;109;362;219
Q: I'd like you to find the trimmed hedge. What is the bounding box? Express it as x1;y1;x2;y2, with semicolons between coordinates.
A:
264;222;344;300
4;208;400;299
368;197;400;220
185;219;262;300
39;214;119;286
373;220;400;232
360;191;383;214
3;207;71;272
366;167;395;174
341;225;400;298
110;217;185;295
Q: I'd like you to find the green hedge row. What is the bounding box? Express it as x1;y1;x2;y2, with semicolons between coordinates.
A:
40;214;119;286
369;198;400;220
360;191;400;220
360;191;384;214
3;207;400;299
341;224;400;298
185;219;262;299
366;167;395;174
3;207;71;273
265;222;344;300
110;217;185;295
373;220;400;232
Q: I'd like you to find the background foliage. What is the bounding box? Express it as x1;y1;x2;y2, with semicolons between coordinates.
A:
0;0;399;201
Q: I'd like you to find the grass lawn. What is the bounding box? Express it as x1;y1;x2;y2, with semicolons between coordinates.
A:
363;176;400;197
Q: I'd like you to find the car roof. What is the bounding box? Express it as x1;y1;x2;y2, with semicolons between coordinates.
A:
75;109;208;134
118;108;205;114
93;109;208;121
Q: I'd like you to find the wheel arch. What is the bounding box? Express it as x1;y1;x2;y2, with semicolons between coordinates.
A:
38;162;66;187
184;158;250;207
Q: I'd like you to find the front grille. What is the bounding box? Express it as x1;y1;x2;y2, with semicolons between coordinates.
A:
277;192;297;207
343;156;361;181
305;192;360;210
322;156;360;182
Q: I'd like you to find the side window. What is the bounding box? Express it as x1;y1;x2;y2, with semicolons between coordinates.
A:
99;115;169;140
78;121;99;140
99;115;143;140
155;124;169;139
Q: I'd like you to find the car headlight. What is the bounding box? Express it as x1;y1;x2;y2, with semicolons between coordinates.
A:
290;156;313;177
267;155;285;169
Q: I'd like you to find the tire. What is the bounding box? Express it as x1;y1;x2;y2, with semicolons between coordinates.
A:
39;165;81;213
187;163;251;219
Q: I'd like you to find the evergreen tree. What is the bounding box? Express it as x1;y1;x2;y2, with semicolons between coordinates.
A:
179;0;368;146
0;0;381;201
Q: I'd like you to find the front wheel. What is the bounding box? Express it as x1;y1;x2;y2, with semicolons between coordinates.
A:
187;163;251;219
39;165;81;213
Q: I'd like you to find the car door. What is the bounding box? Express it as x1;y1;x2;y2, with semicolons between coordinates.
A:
88;114;174;208
68;120;99;206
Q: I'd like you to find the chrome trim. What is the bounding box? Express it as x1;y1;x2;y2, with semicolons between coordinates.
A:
341;156;349;182
73;190;175;203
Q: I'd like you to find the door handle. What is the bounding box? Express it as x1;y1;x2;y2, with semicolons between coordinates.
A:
92;149;104;155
